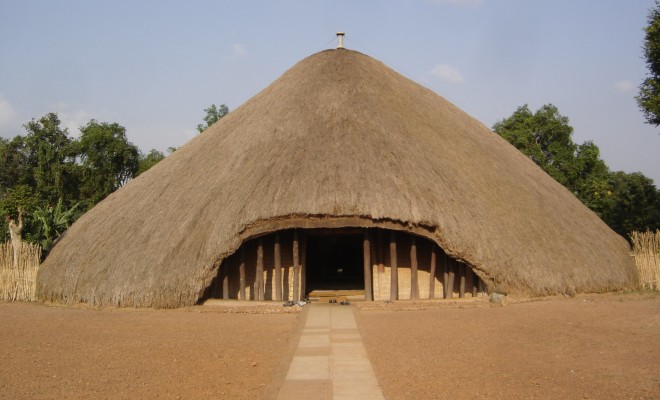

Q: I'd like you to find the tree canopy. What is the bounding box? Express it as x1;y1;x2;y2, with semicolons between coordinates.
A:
1;114;140;253
494;104;660;237
136;149;166;177
2;103;229;254
22;113;78;206
196;104;229;133
638;1;660;126
75;120;140;208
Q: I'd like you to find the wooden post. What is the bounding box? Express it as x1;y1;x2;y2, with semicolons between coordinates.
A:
222;267;229;300
370;232;377;299
293;231;300;302
410;236;419;300
389;231;398;302
377;230;385;300
429;245;437;299
274;233;282;301
446;258;455;299
469;268;477;297
239;246;246;300
377;230;385;273
478;276;484;294
459;262;466;298
442;252;449;299
363;230;373;301
256;238;264;301
300;234;307;300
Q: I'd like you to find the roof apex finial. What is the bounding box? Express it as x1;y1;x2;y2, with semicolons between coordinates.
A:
336;32;345;49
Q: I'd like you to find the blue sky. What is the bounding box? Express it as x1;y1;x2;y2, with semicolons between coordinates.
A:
1;0;658;183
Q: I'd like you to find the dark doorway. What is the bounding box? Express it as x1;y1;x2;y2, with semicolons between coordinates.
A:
305;232;364;293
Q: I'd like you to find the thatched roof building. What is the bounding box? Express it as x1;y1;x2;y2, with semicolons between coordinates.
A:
37;48;637;308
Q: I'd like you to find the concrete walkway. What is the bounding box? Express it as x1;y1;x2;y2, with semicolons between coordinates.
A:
276;304;385;400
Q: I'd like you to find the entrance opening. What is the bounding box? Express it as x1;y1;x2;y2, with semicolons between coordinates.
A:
305;231;364;293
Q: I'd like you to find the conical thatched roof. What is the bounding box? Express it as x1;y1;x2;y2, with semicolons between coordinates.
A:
37;49;637;308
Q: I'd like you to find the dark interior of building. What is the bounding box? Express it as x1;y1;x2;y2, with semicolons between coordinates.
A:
305;232;364;292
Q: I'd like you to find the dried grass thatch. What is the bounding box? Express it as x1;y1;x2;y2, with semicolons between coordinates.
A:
631;230;659;290
37;49;637;308
1;241;41;301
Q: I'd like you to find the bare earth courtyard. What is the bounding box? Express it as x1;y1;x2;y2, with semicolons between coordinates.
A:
0;293;658;399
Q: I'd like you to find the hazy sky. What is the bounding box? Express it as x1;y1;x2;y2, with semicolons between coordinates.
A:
1;0;658;183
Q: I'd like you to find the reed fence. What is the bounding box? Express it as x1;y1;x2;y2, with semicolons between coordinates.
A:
630;230;660;291
0;241;41;301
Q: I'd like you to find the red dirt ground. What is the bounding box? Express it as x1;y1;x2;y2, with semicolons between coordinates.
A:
0;293;658;399
0;302;300;400
355;293;660;400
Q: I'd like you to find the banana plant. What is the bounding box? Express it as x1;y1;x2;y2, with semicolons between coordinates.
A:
32;198;79;252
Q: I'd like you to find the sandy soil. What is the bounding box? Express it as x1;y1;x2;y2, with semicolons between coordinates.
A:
355;293;660;400
1;294;658;399
0;302;300;400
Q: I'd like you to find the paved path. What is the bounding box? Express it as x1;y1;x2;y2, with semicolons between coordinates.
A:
276;304;385;400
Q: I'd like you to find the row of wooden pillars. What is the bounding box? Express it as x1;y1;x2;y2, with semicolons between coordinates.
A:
364;230;484;301
213;228;485;301
217;231;304;302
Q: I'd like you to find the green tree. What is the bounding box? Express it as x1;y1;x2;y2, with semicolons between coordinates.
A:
602;172;660;236
22;113;78;206
493;104;660;236
30;198;80;252
0;185;40;243
136;149;166;176
0;136;33;191
0;114;77;244
570;141;612;214
197;103;229;133
1;113;153;250
75;120;139;208
638;1;660;126
492;104;601;191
